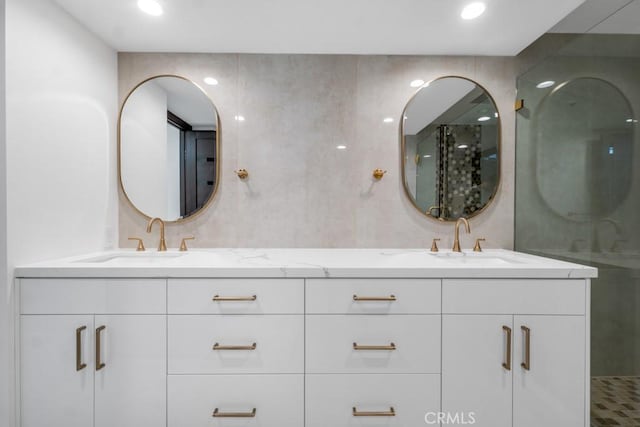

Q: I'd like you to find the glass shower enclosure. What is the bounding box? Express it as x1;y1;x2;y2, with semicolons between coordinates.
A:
515;33;640;427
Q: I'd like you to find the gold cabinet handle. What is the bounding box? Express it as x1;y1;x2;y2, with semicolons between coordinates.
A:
213;408;256;418
502;325;512;371
353;294;396;302
95;325;106;371
213;342;257;351
353;407;396;417
76;326;87;371
521;326;531;371
212;294;257;302
353;342;396;351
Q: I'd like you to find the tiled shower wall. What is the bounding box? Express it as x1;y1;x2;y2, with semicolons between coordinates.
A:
118;53;516;249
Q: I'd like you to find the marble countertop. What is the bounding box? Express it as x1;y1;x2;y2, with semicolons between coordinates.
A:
14;248;598;279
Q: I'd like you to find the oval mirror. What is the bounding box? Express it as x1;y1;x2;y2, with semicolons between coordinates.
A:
534;77;633;221
401;76;500;221
119;75;220;222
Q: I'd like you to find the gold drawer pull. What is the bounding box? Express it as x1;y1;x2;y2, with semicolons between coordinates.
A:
95;325;106;371
353;294;396;302
521;326;531;371
502;325;512;371
353;342;396;351
76;326;87;371
212;408;256;418
213;342;257;351
353;407;395;417
212;295;257;302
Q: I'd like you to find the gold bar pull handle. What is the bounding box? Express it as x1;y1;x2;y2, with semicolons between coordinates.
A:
213;408;256;418
76;326;87;371
213;342;257;351
353;342;396;351
502;325;512;371
212;294;257;302
95;325;106;371
521;326;531;371
353;294;396;302
353;407;396;417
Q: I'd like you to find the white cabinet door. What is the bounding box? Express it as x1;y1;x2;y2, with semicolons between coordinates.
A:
513;315;586;427
442;315;513;427
94;315;166;427
21;315;94;427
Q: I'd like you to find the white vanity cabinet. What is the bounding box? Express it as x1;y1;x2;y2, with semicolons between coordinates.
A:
19;279;167;427
16;250;595;427
442;279;588;427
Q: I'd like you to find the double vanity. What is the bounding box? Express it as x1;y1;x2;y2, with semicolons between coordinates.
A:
15;248;596;427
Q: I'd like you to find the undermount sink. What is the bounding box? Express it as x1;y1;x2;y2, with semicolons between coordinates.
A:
428;251;521;265
76;252;186;264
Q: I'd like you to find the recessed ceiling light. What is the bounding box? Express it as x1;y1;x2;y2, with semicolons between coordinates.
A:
461;2;486;20
336;145;347;150
536;80;555;89
383;117;394;123
626;118;633;123
138;0;163;16
204;77;218;86
423;155;432;158
234;115;245;122
458;145;469;149
478;116;491;122
410;79;425;88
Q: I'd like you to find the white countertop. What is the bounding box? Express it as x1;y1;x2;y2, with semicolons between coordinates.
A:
14;248;598;279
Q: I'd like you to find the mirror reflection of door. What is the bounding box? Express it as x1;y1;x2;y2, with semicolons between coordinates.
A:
120;76;219;222
167;112;216;218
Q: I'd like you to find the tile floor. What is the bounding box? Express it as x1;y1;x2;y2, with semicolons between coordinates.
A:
592;376;640;426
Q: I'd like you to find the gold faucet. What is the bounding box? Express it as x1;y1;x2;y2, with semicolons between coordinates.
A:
146;218;167;251
452;217;471;252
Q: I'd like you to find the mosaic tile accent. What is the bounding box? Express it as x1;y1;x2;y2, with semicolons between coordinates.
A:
592;376;640;426
435;125;483;218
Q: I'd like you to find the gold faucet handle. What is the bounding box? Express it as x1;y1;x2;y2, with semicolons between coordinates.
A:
473;238;486;252
430;238;441;253
179;236;195;252
127;237;145;252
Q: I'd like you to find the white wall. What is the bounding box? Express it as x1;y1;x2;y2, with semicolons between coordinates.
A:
4;1;118;425
120;81;169;218
0;1;8;426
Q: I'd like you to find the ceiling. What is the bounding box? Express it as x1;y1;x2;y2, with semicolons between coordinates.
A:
54;0;586;55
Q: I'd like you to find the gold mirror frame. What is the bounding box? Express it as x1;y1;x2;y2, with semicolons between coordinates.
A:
117;74;221;223
399;75;502;222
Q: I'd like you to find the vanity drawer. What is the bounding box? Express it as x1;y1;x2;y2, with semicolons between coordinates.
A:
306;373;440;427
168;315;304;374
168;374;304;427
442;279;586;315
306;315;440;374
306;279;441;314
168;278;303;314
20;279;166;314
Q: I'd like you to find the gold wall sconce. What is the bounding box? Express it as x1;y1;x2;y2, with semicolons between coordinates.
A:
235;169;249;180
372;169;387;180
